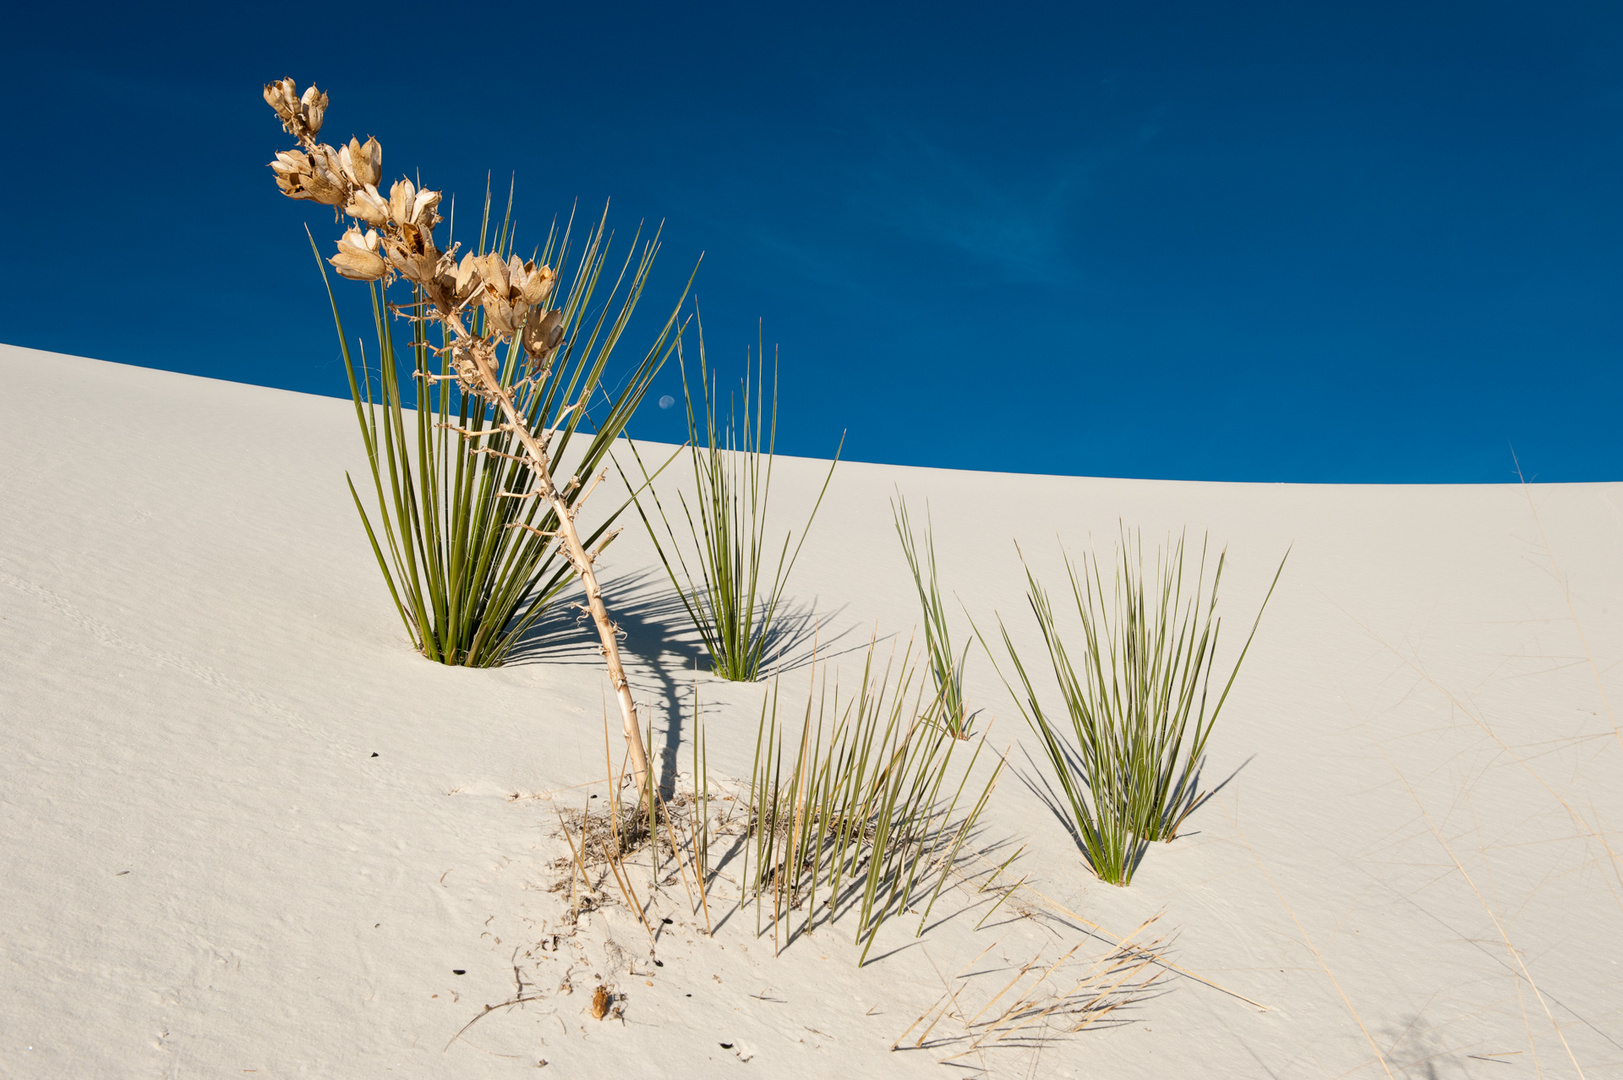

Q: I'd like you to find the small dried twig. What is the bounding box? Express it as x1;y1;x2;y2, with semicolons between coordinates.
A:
505;523;562;540
436;422;515;438
444;960;544;1051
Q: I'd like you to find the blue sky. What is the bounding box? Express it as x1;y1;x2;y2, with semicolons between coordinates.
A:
2;1;1619;482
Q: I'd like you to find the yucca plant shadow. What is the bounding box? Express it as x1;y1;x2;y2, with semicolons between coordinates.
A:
705;828;757;934
591;557;856;680
500;566;694;798
1159;754;1254;839
511;561;856;803
606;571;721;797
916;824;1023;937
743;598;868;677
500;566;688;668
496;601;605;667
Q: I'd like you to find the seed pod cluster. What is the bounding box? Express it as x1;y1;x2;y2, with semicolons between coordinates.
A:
262;79;566;377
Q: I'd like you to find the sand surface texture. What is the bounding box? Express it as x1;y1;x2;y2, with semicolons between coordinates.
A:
2;343;1620;1077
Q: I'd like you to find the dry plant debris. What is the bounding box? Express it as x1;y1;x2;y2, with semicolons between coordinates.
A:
892;917;1169;1065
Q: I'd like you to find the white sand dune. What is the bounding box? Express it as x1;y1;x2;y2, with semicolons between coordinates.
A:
2;342;1619;1077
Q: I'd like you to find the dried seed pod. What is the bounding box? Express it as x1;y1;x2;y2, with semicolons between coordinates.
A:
263;78;300;131
268;145;343;205
503;254;528;293
268;149;317;200
338;136;381;188
344;183;390;228
387;179;441;232
523;309;564;362
298;84;327;137
263;78;328;142
488;296;526;337
517;262;556;307
453;252;482;304
297;144;350;206
330;227;387;281
383;222;438;284
472;252;509;299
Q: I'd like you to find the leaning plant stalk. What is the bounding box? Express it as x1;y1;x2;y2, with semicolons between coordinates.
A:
453;309;651;786
264;78;687;793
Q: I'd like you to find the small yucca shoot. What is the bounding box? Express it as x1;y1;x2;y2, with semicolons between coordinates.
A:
629;320;841;681
893;492;973;738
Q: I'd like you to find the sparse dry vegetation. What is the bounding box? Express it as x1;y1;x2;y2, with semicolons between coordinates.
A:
742;635;1006;963
892;917;1169;1065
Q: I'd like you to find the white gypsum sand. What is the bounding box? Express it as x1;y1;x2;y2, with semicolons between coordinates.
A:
1;341;1619;1077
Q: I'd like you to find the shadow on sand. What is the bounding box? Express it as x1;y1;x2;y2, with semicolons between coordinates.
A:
504;567;862;798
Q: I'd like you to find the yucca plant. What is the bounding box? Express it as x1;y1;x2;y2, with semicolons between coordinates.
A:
991;529;1286;885
264;78;692;790
742;636;1003;963
324;188;651;667
630;321;841;681
892;493;972;738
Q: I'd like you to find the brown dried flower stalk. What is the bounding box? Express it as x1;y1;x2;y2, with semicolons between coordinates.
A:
263;77;655;793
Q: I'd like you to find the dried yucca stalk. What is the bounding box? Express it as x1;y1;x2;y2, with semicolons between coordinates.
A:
264;77;674;792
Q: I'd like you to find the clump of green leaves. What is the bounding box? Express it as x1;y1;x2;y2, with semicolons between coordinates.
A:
992;528;1286;885
742;637;1003;963
631;322;841;681
325;191;678;666
893;492;972;738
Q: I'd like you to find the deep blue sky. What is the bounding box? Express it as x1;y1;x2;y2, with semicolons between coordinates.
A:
3;2;1619;482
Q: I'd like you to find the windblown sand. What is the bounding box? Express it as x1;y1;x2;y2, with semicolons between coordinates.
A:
2;342;1619;1077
